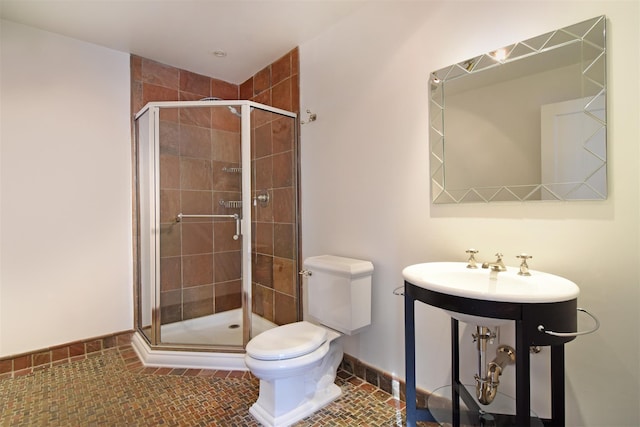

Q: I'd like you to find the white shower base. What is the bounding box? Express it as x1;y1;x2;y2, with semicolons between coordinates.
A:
131;309;276;371
161;309;275;346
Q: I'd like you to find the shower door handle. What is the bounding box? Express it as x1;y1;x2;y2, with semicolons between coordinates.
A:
233;214;241;240
176;212;242;240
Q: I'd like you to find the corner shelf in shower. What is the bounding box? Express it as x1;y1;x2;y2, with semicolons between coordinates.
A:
219;200;242;209
222;166;242;173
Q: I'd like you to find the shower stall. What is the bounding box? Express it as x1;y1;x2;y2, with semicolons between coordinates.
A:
132;100;299;369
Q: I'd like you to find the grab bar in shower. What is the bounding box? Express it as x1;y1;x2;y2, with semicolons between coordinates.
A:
176;213;241;240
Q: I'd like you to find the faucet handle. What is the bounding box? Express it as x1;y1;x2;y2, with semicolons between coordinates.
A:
516;253;532;276
494;252;504;261
465;249;479;269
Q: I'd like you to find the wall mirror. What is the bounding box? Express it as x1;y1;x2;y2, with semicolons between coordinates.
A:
430;16;606;203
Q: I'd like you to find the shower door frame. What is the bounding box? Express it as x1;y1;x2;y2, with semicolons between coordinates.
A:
134;100;298;352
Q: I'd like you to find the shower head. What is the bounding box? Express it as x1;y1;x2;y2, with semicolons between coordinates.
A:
199;97;242;118
227;106;241;118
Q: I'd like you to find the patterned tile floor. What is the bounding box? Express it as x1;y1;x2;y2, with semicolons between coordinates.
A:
0;345;437;426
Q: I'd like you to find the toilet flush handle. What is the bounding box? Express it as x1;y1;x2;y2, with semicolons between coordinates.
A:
299;270;312;277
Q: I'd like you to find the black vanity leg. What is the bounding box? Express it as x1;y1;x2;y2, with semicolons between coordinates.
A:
516;320;531;426
405;291;417;427
451;318;460;427
550;345;565;426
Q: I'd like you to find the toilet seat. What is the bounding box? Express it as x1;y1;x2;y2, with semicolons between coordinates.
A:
246;321;327;361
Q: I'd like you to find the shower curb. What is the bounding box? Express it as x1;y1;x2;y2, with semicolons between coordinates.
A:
130;331;248;371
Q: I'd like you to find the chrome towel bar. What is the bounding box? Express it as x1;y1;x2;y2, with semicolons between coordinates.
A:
538;307;600;337
393;286;404;296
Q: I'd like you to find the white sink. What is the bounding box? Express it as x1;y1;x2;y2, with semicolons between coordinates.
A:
402;262;580;326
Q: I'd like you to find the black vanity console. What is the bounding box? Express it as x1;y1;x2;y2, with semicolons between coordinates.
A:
404;280;577;427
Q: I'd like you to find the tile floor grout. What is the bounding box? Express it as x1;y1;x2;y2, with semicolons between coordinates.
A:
1;344;439;426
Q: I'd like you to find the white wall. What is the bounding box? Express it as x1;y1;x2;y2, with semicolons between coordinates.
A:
300;1;639;426
0;20;133;356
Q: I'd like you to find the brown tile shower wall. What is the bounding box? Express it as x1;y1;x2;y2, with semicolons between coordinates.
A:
131;48;300;327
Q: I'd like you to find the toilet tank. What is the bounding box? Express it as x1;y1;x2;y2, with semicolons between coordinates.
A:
304;255;374;335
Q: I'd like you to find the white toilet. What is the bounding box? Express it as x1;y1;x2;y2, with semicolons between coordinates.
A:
245;255;374;427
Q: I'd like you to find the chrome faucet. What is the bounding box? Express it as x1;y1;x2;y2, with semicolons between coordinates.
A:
481;253;507;272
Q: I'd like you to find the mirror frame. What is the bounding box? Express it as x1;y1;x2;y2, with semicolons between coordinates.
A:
430;16;607;203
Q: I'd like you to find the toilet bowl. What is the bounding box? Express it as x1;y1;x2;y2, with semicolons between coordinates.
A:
245;321;343;427
244;255;374;427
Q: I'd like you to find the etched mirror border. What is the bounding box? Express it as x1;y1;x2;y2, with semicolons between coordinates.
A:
430;16;607;203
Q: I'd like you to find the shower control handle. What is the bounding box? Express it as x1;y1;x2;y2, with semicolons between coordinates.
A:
253;191;270;207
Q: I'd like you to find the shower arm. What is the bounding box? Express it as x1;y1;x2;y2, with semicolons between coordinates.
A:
176;213;241;240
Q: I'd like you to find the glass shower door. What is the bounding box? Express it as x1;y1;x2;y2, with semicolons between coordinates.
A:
249;106;300;337
135;102;245;349
157;104;245;349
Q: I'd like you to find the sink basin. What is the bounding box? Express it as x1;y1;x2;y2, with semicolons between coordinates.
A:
402;262;580;326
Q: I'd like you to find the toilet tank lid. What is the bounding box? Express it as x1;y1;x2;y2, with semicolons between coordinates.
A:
246;321;327;361
304;255;374;278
